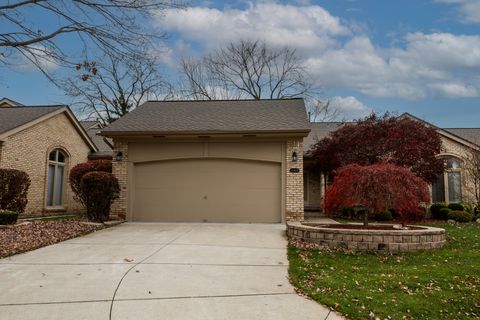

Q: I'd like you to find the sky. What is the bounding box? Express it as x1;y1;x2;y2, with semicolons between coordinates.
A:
1;0;480;127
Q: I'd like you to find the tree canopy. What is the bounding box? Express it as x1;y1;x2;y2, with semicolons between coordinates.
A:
324;163;431;226
311;113;444;182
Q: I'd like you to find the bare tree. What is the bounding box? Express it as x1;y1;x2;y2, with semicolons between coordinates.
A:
176;40;315;100
464;145;480;209
63;52;168;124
0;0;181;79
306;99;342;122
174;57;240;100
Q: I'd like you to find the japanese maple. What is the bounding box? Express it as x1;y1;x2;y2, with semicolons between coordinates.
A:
311;113;444;183
324;163;430;226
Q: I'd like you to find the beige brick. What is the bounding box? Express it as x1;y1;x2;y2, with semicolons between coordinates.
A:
0;113;90;215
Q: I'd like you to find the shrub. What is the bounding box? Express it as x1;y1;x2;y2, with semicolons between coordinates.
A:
438;208;451;220
448;202;466;211
447;210;473;223
0;168;31;213
69;160;112;207
80;172;120;222
0;210;19;225
430;202;448;219
474;206;480;219
374;210;393;221
324;163;430;226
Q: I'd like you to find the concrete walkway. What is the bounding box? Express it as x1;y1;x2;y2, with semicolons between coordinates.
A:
0;223;343;320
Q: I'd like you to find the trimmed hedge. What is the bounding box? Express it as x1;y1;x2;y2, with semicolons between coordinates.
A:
0;168;31;213
374;210;393;221
0;210;19;225
430;202;448;219
447;210;473;223
80;171;120;222
69;160;112;207
448;202;466;211
438;208;451;220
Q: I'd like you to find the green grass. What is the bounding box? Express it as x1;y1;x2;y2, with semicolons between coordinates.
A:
288;223;480;320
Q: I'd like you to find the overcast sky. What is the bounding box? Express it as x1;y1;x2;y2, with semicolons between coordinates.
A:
1;0;479;127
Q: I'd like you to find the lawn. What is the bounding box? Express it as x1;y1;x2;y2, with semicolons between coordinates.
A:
288;222;480;320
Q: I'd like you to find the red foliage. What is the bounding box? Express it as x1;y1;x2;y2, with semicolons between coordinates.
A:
324;163;430;225
0;168;31;213
312;113;444;183
80;172;120;222
69;160;112;207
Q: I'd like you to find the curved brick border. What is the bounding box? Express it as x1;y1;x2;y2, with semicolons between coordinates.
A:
287;222;446;252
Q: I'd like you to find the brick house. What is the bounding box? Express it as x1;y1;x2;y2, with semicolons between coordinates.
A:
303;113;480;215
2;96;478;221
0;98;112;215
101;99;310;223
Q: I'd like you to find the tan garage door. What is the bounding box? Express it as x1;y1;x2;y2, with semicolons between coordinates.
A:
132;158;281;222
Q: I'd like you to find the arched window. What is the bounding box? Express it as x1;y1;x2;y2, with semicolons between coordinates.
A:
46;149;67;207
432;156;462;203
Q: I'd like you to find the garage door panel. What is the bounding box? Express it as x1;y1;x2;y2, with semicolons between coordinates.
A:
132;159;281;223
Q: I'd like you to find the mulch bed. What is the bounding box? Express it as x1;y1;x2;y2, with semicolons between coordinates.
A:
304;223;425;230
0;220;106;258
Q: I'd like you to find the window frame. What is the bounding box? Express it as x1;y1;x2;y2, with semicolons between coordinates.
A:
432;156;463;204
45;148;68;209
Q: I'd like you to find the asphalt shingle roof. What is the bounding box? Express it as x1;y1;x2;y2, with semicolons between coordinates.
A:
443;128;480;145
79;121;113;154
303;122;480;154
101;99;311;135
0;106;65;135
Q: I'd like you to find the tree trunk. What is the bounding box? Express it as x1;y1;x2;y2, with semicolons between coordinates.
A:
363;210;369;227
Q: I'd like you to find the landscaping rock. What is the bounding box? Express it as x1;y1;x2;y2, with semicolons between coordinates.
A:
447;219;456;224
0;220;105;258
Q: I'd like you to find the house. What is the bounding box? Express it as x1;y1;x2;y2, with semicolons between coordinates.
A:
102;99;480;222
101;99;310;223
0;98;112;215
303;113;480;213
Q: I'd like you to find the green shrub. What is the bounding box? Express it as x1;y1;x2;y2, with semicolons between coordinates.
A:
474;206;480;219
448;203;465;211
438;208;451;220
374;210;393;221
0;168;31;213
80;171;120;222
0;210;19;225
430;202;448;219
459;202;474;213
447;210;473;223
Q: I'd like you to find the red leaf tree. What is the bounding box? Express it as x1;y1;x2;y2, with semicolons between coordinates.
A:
312;113;444;183
324;163;430;226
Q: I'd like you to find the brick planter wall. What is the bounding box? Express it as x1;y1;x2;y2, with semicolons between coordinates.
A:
287;222;446;252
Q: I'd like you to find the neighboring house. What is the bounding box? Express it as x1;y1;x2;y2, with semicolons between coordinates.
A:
101;99;311;223
80;120;114;160
0;98;112;215
303;113;480;212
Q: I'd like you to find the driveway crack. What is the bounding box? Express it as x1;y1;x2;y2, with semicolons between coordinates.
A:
108;225;198;320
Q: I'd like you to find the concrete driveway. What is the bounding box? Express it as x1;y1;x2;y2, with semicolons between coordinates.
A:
0;223;342;320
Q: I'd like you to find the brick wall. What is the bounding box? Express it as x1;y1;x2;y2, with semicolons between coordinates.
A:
110;140;128;219
286;138;304;221
0;113;90;214
440;136;477;203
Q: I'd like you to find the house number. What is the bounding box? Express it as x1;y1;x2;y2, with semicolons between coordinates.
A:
289;168;300;173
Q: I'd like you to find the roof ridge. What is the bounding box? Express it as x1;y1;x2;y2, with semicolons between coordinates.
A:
145;98;303;103
443;127;480;129
0;105;66;108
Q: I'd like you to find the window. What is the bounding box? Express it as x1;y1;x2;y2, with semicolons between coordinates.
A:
431;156;462;203
46;149;67;207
